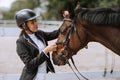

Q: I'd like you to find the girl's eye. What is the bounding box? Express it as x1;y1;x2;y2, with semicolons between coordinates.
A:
31;19;37;24
34;19;37;22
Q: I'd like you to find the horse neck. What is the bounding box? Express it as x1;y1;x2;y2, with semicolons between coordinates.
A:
81;21;120;55
75;19;89;49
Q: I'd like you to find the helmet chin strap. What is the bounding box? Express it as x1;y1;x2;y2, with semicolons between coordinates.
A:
23;22;34;34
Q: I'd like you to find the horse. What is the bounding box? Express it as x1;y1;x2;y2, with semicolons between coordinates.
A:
52;7;120;66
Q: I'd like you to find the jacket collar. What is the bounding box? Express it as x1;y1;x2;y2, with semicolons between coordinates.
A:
23;33;39;49
23;31;46;50
35;32;46;46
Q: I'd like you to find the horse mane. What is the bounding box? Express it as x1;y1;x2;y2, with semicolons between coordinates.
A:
76;8;120;27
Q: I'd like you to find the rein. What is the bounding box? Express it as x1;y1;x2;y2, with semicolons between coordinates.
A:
60;18;89;80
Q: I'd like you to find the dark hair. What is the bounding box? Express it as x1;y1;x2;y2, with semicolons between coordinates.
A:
19;30;25;37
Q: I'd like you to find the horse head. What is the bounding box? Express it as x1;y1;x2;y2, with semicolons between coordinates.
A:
52;3;90;65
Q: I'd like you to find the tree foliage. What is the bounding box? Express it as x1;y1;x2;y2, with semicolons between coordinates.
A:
98;0;120;7
2;0;40;20
46;0;120;20
46;0;100;20
2;0;120;20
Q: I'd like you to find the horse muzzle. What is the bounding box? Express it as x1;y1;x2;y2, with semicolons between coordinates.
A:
52;52;68;66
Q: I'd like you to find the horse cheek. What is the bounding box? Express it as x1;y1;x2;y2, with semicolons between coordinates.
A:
70;35;79;50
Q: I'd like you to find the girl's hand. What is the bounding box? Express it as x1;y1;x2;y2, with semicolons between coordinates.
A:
43;44;57;54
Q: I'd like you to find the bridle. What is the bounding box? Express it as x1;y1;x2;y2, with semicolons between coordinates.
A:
56;18;89;80
56;18;83;55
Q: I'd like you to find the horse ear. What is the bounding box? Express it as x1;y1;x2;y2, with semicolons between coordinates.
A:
63;11;70;18
75;2;81;10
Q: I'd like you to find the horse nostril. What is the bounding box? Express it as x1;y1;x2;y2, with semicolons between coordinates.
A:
59;54;63;57
62;53;66;56
60;52;66;57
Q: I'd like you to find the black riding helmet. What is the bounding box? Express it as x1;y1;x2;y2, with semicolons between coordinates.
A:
15;9;39;29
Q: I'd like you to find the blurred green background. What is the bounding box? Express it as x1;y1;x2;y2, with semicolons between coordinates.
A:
0;0;120;20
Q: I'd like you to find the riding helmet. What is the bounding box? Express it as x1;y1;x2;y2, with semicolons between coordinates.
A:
15;9;39;28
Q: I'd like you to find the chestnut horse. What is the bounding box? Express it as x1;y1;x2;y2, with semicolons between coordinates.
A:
52;7;120;66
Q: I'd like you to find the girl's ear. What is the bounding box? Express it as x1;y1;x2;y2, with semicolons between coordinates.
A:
21;23;26;30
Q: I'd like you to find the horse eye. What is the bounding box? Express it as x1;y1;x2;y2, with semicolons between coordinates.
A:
60;25;70;35
60;29;66;35
60;28;65;34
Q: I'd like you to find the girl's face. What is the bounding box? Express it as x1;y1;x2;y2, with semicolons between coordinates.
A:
26;19;38;34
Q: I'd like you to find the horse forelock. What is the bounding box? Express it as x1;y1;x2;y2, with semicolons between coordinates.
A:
76;8;120;28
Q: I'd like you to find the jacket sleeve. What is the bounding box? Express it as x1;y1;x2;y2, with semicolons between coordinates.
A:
16;39;49;72
42;29;60;41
